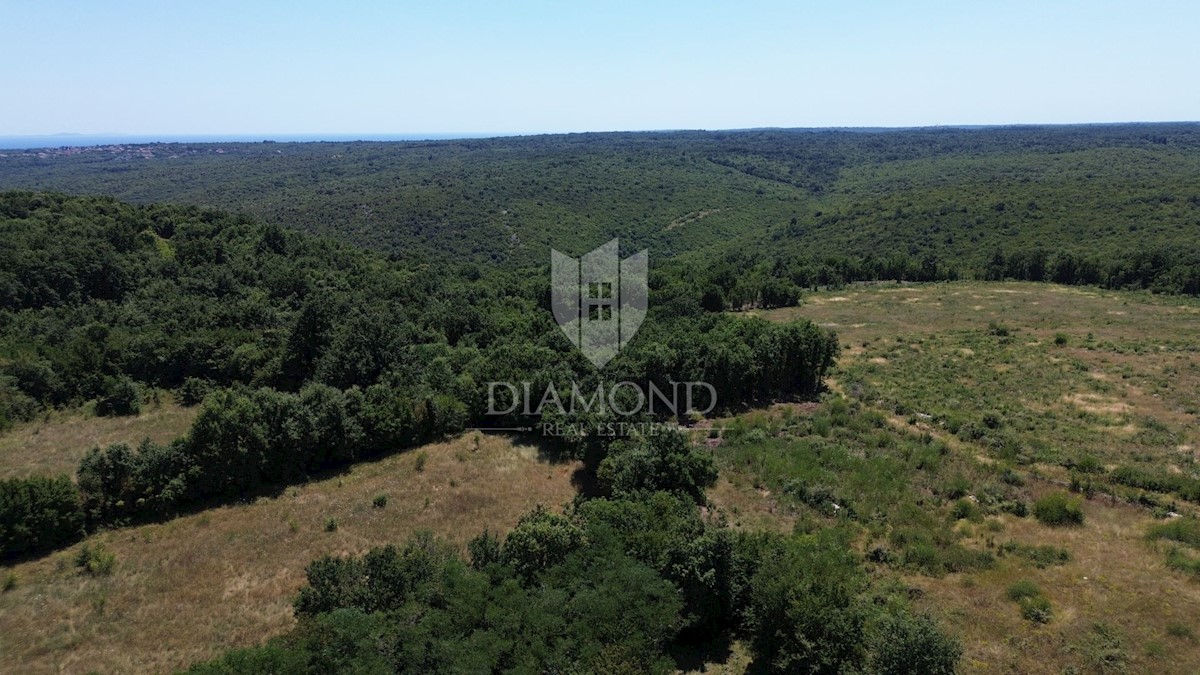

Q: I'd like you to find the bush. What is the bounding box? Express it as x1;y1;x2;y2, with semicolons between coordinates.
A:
1148;517;1200;548
1033;492;1084;526
371;494;388;508
746;532;867;672
2;572;15;592
75;543;116;576
324;517;338;532
1164;546;1200;578
501;507;584;580
950;498;977;521
178;378;212;407
414;451;428;472
1006;579;1041;602
1166;622;1195;640
1019;594;1053;623
1079;623;1128;672
467;529;502;569
95;376;141;417
0;475;84;560
869;611;962;675
1007;580;1052;623
998;541;1071;568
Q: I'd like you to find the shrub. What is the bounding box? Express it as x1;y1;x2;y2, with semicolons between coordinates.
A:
0;475;84;560
1006;579;1041;602
869;611;961;675
414;451;428;473
1007;580;1052;622
1066;454;1104;474
1033;492;1084;526
501;507;584;580
1078;623;1128;672
178;378;212;406
1003;500;1029;517
998;542;1070;568
1164;546;1200;578
324;518;338;532
1054;333;1069;346
75;543;116;576
371;494;388;508
1148;517;1200;548
950;498;977;521
96;376;141;417
1019;594;1053;623
1000;467;1026;486
1166;622;1195;640
2;572;15;592
467;529;502;569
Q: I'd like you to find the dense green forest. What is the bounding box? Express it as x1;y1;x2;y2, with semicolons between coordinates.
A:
3;125;1200;283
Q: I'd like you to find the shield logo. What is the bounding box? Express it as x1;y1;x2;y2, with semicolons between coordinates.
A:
551;239;648;368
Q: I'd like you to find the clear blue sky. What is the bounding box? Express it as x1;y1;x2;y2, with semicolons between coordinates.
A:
2;0;1197;135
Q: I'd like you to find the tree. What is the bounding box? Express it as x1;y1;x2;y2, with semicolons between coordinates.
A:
868;611;961;675
95;375;140;417
0;475;84;559
746;532;867;674
502;506;585;581
597;431;716;505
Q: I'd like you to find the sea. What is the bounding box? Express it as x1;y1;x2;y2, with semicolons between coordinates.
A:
0;133;515;150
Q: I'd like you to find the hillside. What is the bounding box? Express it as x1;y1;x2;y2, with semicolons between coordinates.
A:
3;125;1200;269
0;432;580;674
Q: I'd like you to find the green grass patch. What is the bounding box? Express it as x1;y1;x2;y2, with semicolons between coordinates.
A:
1032;492;1084;526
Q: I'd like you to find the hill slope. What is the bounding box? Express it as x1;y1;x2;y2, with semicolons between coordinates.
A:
3;125;1200;267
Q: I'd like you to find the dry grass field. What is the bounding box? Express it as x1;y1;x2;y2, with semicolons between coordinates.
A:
914;498;1200;674
0;400;198;479
0;433;581;674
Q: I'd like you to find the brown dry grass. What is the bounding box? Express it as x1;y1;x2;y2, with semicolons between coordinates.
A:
0;401;197;479
0;432;581;674
911;498;1200;674
706;476;796;534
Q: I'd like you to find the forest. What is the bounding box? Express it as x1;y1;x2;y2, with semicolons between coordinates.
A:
0;191;837;556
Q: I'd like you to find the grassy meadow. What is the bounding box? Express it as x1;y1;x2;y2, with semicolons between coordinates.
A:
712;281;1200;673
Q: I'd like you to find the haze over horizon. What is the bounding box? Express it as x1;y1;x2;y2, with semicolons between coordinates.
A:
2;0;1197;137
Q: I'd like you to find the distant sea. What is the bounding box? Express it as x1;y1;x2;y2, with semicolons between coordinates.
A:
0;133;515;150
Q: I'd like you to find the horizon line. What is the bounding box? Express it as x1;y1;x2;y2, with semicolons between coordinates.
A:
2;121;1199;150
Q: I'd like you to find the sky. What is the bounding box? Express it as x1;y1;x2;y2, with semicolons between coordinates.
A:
1;0;1197;135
